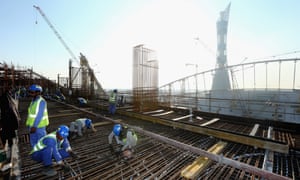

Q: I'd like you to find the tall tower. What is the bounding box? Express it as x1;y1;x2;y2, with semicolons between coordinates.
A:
211;3;231;90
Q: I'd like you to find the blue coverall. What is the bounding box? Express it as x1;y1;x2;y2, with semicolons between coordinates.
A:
31;132;71;166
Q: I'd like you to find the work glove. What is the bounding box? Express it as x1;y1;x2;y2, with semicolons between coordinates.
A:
30;127;37;133
69;151;79;159
60;164;71;173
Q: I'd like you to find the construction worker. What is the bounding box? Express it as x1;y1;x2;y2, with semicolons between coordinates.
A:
108;89;118;115
108;124;138;159
69;118;97;139
30;125;77;176
108;124;125;153
121;127;137;152
26;84;49;147
119;127;138;159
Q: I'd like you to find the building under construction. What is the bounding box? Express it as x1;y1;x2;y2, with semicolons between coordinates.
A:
0;62;57;95
132;44;159;111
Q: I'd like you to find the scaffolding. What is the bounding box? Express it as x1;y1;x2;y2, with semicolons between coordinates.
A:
132;45;159;111
0;62;57;95
66;53;106;99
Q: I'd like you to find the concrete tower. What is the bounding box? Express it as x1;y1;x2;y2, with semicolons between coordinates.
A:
211;3;231;90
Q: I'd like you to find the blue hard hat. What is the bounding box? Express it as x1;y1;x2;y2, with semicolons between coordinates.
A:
57;125;69;138
85;119;92;128
29;84;43;92
78;97;87;104
113;124;122;136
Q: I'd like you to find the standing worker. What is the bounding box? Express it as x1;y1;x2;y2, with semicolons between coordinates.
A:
108;89;118;115
30;125;77;176
0;87;21;149
69;118;97;139
26;84;49;147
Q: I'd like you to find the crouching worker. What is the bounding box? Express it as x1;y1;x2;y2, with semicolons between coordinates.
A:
69;118;96;139
108;124;138;159
108;124;125;153
30;125;78;176
119;127;138;160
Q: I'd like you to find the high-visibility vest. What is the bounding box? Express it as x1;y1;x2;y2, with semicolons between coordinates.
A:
122;130;138;144
30;132;56;154
26;96;49;128
109;93;116;103
30;132;64;154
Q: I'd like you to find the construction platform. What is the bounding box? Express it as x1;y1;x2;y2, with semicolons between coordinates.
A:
1;97;299;180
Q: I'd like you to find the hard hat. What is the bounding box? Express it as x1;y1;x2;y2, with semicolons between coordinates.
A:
113;124;122;136
85;118;92;128
78;97;87;104
29;84;43;92
57;125;69;138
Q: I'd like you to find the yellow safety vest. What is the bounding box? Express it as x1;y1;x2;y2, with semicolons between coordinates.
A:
109;93;116;103
30;132;64;154
26;96;49;128
122;130;138;144
30;132;56;154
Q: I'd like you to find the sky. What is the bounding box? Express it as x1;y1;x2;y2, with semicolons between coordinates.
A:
1;0;300;89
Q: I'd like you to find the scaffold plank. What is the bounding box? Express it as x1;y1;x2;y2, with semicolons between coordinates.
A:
181;141;227;179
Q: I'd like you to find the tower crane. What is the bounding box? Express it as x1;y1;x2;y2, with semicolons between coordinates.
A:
33;5;106;96
33;5;79;65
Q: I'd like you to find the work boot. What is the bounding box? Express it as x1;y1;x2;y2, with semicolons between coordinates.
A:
42;166;57;176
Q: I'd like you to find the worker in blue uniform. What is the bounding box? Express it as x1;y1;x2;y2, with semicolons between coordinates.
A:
108;89;118;115
26;84;49;147
69;118;97;139
30;125;77;176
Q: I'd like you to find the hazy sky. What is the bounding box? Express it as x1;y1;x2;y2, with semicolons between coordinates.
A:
1;0;300;89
